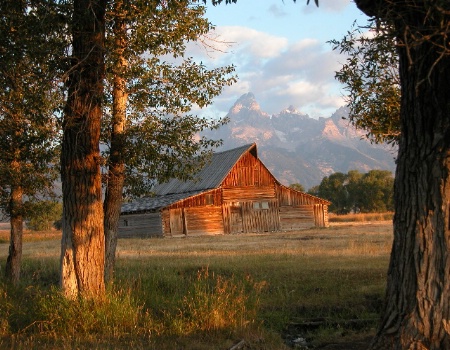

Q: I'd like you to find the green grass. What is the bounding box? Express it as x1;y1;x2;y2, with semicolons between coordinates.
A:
0;224;392;349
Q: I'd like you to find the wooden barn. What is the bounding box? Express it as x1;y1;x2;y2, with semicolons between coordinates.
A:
119;143;330;237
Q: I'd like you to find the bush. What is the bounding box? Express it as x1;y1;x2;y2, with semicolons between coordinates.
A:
25;201;62;231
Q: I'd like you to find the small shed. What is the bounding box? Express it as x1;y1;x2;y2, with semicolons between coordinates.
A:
119;143;330;237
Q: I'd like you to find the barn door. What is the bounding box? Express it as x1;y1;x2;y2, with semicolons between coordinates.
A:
169;208;184;235
230;205;243;233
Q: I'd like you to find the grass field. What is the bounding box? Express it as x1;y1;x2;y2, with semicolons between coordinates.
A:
0;220;393;349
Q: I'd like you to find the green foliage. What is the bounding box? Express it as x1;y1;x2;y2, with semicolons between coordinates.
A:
329;21;400;144
0;264;265;346
317;170;394;213
0;0;67;215
24;201;62;231
103;0;237;197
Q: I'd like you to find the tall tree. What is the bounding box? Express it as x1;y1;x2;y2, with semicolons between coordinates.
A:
0;0;65;284
351;1;450;349
317;172;349;213
102;0;235;282
358;170;394;213
60;0;106;299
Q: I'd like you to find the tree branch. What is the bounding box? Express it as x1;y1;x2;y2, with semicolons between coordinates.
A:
354;0;385;18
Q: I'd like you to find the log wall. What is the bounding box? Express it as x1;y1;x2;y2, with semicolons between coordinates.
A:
120;147;329;237
118;212;163;237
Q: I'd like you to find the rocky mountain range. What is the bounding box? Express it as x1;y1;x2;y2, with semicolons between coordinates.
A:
203;92;397;190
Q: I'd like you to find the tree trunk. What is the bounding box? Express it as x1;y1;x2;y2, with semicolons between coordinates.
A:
5;184;23;285
361;3;450;349
60;0;106;299
104;0;128;284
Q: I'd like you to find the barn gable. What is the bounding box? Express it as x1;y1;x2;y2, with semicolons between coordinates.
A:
119;143;330;237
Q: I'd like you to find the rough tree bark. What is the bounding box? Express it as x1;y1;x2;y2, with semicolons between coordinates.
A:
5;182;23;285
104;0;128;284
352;1;450;349
60;0;106;299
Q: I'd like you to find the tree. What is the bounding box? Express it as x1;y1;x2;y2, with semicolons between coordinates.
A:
60;0;106;299
358;170;394;213
350;1;450;348
317;172;349;213
102;0;236;282
345;169;363;213
25;201;63;231
289;183;305;192
330;20;400;144
316;170;394;214
0;0;65;284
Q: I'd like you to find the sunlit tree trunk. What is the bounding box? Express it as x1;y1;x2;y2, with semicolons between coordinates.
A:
60;0;106;299
104;0;128;284
370;40;450;350
352;1;450;348
5;182;23;285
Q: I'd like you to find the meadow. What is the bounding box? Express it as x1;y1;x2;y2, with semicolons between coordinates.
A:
0;219;393;349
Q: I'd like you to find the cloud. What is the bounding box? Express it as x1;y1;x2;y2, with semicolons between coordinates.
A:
187;25;346;119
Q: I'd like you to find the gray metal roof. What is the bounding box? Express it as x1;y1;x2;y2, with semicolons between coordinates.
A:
121;191;203;214
121;143;256;214
153;143;256;196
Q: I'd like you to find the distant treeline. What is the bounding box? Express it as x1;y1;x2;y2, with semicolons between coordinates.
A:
307;170;394;214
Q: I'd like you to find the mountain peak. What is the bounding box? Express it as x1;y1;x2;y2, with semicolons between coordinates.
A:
230;92;263;115
202;94;396;189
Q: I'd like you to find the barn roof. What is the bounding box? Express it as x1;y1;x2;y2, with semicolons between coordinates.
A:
153;143;257;196
120;142;330;214
121;143;256;214
121;191;203;213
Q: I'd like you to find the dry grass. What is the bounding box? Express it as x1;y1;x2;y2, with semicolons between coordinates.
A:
116;222;392;259
0;223;393;349
328;212;394;223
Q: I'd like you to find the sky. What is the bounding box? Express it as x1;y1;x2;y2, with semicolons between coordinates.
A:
187;0;369;119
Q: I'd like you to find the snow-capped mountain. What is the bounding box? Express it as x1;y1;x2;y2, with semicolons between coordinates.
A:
203;92;397;189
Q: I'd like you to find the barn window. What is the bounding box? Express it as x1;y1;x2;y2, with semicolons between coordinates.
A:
253;201;269;210
205;194;214;205
124;219;129;227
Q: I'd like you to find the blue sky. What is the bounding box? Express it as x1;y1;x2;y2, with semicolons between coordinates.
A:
188;0;369;119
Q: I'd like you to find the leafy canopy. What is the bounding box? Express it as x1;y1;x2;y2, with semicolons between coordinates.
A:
316;170;394;213
0;0;68;215
330;21;400;144
103;0;237;197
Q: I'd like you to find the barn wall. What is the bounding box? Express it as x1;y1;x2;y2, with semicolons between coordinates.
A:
118;212;163;237
279;205;315;230
222;151;275;187
276;185;329;229
120;148;329;237
222;183;279;233
166;189;222;209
